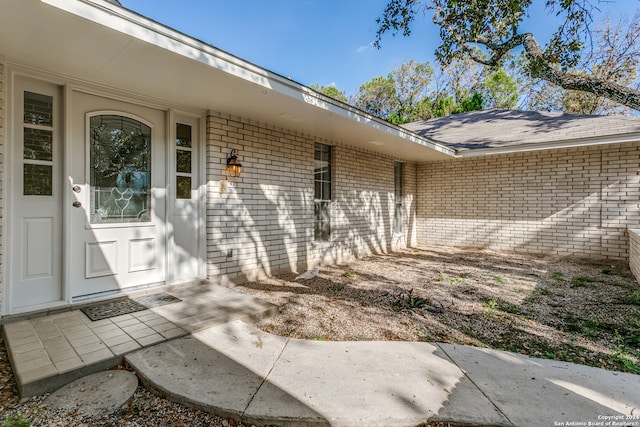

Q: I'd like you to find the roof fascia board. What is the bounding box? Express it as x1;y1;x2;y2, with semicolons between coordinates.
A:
456;132;640;157
43;0;276;88
292;85;454;155
42;0;455;158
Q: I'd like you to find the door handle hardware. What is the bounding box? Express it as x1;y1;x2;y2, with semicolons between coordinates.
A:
72;185;81;193
72;201;82;208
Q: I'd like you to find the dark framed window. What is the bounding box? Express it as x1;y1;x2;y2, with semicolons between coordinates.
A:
23;91;54;196
394;162;403;233
175;123;193;199
314;143;332;241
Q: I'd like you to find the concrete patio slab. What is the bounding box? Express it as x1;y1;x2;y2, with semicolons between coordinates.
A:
438;344;640;426
126;320;509;427
45;370;138;417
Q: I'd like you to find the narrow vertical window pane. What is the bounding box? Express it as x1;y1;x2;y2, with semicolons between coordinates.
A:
176;176;192;199
176;123;192;148
314;201;331;241
322;182;331;201
394;162;403;233
24;91;53;126
24;128;53;161
176;150;192;173
90;115;151;224
314;143;331;241
24;164;53;196
394;162;402;200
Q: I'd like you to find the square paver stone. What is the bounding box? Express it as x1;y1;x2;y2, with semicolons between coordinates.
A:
110;340;142;356
67;334;102;348
74;341;109;356
135;333;165;347
80;348;114;364
160;327;186;339
18;363;58;384
102;333;133;347
54;356;84;374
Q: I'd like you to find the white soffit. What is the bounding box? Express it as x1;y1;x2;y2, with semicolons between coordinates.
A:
1;0;454;161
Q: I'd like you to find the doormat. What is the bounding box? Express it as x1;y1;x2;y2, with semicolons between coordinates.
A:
81;293;182;321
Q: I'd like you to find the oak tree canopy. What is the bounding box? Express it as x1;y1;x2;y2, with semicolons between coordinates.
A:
375;0;640;111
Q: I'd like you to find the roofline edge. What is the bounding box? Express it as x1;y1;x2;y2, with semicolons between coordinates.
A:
454;132;640;158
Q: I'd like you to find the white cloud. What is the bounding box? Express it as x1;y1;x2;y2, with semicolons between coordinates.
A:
356;43;374;53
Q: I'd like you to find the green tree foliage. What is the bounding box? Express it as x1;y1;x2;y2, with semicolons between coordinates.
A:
460;92;485;112
388;60;435;122
311;84;349;103
353;60;435;124
352;57;522;122
353;76;399;120
483;69;519;109
375;0;640;111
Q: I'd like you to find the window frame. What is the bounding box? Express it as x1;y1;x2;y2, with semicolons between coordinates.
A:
314;143;332;242
22;91;55;196
394;162;403;233
175;122;193;200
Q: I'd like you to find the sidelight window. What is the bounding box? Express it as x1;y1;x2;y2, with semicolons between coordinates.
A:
175;123;193;199
23;91;54;196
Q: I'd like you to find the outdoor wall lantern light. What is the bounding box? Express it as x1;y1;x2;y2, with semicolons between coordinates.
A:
226;148;243;178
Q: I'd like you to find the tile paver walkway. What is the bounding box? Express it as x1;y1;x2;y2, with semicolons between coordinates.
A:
2;282;278;397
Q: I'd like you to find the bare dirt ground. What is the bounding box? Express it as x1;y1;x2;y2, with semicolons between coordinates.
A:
1;244;638;426
237;245;640;374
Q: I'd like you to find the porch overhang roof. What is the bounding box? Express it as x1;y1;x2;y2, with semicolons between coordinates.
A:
0;0;454;161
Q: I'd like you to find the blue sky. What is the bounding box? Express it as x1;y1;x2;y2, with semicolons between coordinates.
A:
125;1;638;97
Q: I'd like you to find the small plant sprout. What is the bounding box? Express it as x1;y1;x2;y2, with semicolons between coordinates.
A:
392;288;430;312
342;270;359;278
2;413;31;427
628;290;640;305
483;299;498;318
494;275;508;285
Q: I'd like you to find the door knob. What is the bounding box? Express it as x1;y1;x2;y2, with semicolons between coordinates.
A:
72;201;82;208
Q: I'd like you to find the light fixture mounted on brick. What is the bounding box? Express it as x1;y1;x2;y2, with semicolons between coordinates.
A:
226;148;242;177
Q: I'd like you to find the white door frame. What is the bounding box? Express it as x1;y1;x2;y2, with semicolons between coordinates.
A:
165;110;206;285
3;67;207;314
5;71;66;314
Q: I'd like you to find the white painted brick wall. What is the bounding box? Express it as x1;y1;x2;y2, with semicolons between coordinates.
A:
205;112;410;284
416;143;640;260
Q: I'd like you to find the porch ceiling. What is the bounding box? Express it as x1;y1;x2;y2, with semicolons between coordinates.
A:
0;0;454;161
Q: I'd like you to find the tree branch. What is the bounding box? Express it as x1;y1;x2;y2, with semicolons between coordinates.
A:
466;32;640;110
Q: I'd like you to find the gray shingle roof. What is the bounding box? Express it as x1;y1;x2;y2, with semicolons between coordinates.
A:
403;109;640;152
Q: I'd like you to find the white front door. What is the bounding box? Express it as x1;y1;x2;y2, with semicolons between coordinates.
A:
68;92;167;298
9;78;64;310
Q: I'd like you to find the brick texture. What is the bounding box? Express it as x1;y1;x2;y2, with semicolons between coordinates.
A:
416;143;640;260
205;112;411;284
